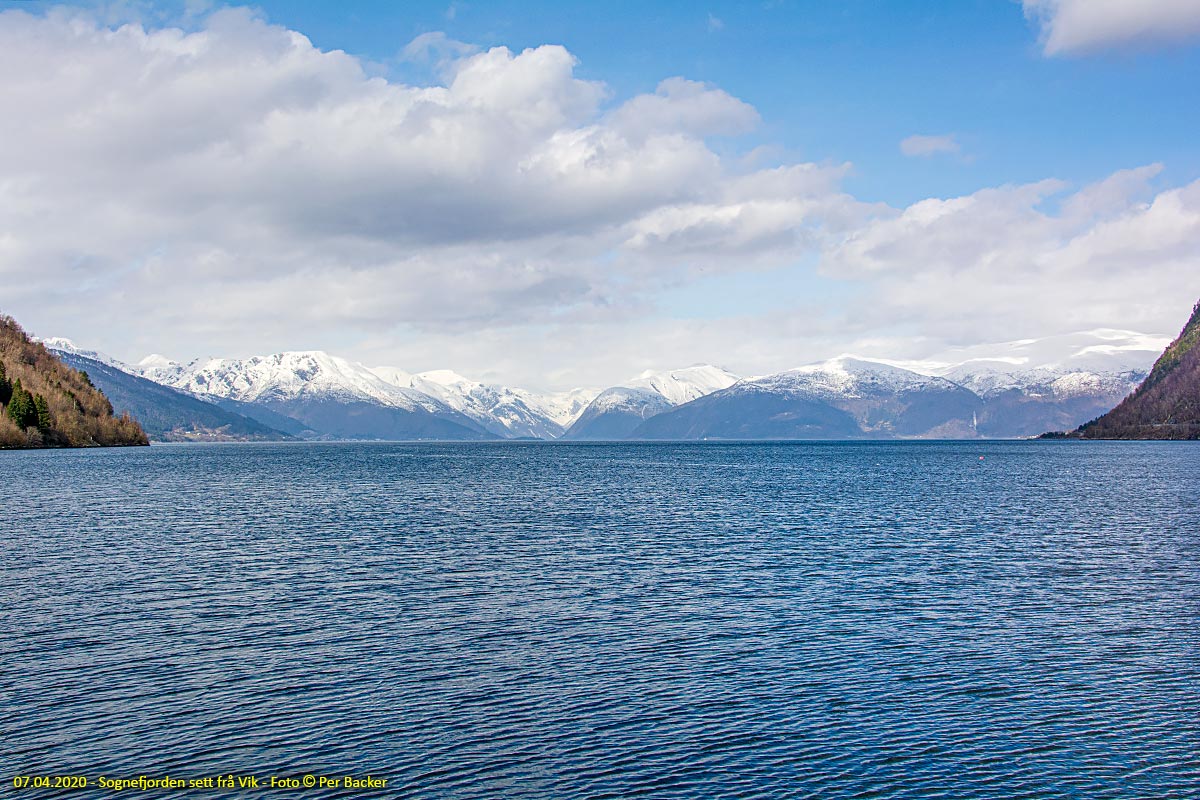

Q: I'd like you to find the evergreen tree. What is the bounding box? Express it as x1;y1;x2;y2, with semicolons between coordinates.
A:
0;361;10;405
34;394;51;432
6;380;37;429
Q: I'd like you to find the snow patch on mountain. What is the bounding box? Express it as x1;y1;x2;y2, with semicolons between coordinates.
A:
749;356;959;398
39;337;131;371
943;363;1144;400
366;367;596;438
563;364;739;440
583;387;674;417
154;351;449;413
626;364;739;405
532;388;598;429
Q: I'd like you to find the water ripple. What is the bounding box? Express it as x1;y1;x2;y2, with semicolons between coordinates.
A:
2;441;1199;798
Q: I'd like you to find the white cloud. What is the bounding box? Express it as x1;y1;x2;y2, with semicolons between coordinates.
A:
608;77;759;142
0;7;1196;390
1023;0;1200;55
0;8;872;383
401;31;479;72
707;13;724;32
899;134;960;158
820;165;1200;348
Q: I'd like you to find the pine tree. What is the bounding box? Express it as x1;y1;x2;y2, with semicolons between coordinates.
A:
34;394;51;432
0;361;10;405
6;380;37;429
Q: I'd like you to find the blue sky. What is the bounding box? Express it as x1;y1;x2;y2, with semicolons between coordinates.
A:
2;0;1200;387
142;0;1200;202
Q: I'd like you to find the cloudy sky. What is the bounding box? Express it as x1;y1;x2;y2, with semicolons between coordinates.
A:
2;0;1199;390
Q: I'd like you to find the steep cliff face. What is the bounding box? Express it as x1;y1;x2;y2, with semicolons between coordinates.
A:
0;315;147;448
1076;301;1200;440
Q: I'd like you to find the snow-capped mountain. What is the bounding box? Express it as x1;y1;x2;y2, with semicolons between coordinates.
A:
564;365;739;440
41;337;1151;441
370;368;595;439
48;340;597;441
139;351;493;441
39;337;130;371
636;357;982;440
531;388;598;430
753;356;964;399
626;365;740;405
41;340;295;442
55;350;293;442
563;388;675;440
153;352;445;411
634;355;1149;440
941;363;1145;438
943;363;1144;400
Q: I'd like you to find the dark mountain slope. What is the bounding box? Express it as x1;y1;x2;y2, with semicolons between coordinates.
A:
1075;300;1200;439
55;352;293;442
210;397;317;438
562;388;673;440
262;397;498;441
633;386;864;440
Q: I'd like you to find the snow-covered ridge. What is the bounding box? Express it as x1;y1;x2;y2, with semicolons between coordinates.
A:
36;337;130;371
943;363;1144;399
584;386;674;416
626;364;739;405
369;367;596;437
146;351;447;413
730;354;1146;404
563;364;740;438
746;356;962;398
41;339;1149;440
59;341;599;436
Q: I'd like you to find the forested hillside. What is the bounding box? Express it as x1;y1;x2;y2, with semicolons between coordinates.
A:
1075;300;1200;439
0;315;148;448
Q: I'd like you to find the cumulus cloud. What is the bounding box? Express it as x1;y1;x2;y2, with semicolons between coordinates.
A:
821;165;1200;347
401;31;479;72
899;134;960;158
608;77;759;142
0;8;856;359
1023;0;1200;55
0;7;1196;389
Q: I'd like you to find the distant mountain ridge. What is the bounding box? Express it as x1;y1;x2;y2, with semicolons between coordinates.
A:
1070;300;1200;440
945;364;1147;438
43;337;1151;442
54;352;293;442
564;365;739;440
378;368;593;439
137;351;497;441
635;357;980;440
635;356;1144;440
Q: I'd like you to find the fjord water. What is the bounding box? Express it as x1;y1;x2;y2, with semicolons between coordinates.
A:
4;442;1199;798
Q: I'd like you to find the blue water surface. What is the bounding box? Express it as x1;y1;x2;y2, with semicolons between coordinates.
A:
3;441;1199;798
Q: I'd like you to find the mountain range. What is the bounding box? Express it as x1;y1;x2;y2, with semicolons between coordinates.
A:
44;337;1149;442
53;350;294;442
